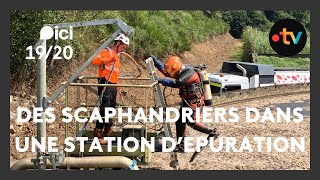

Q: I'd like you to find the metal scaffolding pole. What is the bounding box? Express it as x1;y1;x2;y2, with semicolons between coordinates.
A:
35;39;47;170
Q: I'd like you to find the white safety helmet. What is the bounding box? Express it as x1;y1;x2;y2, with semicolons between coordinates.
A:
114;33;130;46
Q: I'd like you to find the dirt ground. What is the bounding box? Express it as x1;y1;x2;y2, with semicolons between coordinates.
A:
10;33;310;170
143;93;310;170
181;33;241;73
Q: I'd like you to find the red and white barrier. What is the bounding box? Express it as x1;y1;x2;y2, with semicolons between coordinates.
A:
274;71;310;85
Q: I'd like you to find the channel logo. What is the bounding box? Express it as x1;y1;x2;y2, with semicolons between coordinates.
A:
269;19;307;57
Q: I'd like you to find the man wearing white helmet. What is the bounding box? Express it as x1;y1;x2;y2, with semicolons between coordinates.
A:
92;33;130;144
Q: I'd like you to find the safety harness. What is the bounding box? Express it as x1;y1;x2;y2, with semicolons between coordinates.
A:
180;65;206;110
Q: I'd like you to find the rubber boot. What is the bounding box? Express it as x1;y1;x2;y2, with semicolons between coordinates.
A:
94;128;107;145
209;128;219;138
173;135;185;153
174;125;186;153
173;143;185;153
103;126;113;137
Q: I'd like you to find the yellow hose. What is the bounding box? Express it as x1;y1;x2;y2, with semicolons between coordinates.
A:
121;52;142;78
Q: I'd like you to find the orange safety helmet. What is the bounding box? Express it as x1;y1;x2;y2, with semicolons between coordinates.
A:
164;56;182;77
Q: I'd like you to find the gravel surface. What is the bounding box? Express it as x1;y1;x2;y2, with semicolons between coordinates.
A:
144;93;310;170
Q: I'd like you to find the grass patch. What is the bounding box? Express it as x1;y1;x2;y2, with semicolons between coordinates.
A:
257;56;310;68
230;41;247;61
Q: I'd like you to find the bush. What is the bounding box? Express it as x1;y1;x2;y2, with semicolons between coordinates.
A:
242;26;273;54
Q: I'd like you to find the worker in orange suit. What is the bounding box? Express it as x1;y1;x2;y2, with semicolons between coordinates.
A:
149;55;218;152
92;33;130;145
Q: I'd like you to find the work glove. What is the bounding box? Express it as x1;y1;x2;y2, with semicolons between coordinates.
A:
156;77;165;84
150;55;157;62
143;54;157;62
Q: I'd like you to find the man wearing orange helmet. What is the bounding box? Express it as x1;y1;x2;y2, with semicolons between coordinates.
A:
91;33;130;145
149;55;218;152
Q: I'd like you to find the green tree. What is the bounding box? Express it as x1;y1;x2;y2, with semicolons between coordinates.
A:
264;10;310;30
10;11;48;84
246;11;272;31
221;10;248;38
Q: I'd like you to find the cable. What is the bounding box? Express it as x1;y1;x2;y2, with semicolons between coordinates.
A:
120;52;142;78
